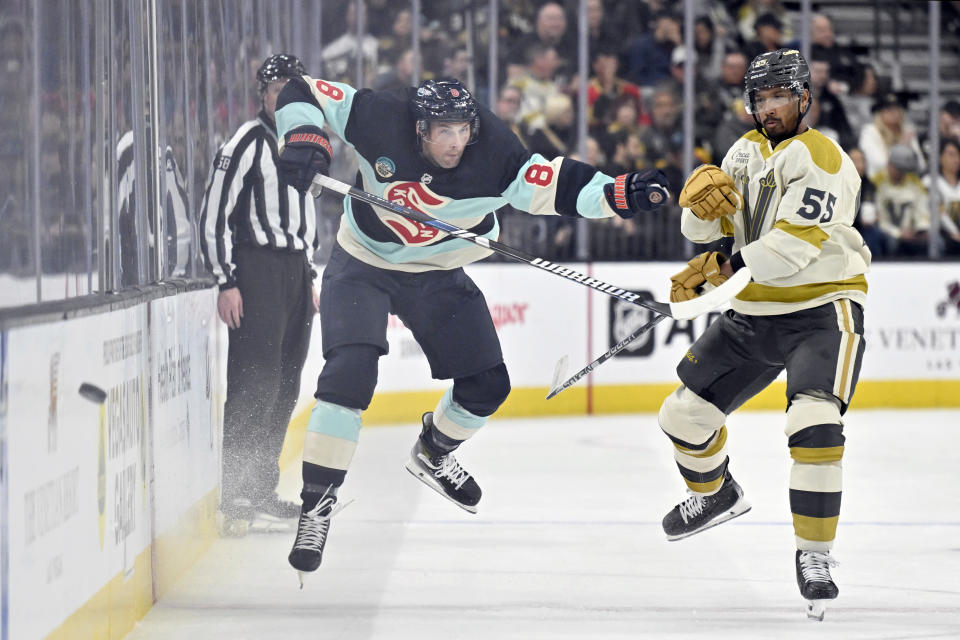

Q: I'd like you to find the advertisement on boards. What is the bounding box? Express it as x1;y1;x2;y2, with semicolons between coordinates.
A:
4;306;151;640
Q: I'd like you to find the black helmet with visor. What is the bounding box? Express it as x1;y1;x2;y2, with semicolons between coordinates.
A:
743;49;811;139
411;78;480;146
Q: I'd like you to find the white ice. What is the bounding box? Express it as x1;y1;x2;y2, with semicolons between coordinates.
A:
127;409;960;639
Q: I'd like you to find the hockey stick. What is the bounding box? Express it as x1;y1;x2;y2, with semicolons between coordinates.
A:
311;173;751;319
546;312;668;399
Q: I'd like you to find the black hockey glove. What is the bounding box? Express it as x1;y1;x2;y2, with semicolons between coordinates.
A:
278;125;333;194
603;169;670;219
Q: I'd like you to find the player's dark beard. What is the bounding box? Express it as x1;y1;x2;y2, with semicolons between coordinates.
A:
765;122;791;145
756;103;805;145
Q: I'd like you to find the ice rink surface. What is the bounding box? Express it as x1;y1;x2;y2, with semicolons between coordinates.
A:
127;409;960;640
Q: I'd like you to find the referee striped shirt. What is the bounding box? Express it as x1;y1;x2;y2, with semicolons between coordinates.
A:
199;112;319;288
117;131;193;282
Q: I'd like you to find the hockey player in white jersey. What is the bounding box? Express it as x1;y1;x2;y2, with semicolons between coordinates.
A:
657;49;870;620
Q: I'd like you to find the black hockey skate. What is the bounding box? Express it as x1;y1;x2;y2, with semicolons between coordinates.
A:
288;491;346;588
796;550;839;621
404;413;481;513
662;470;751;541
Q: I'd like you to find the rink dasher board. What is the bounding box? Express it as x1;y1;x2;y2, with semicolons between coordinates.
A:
286;262;960;426
0;288;221;640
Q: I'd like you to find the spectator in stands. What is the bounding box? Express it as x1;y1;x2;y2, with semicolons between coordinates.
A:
361;0;396;37
743;13;784;61
587;45;647;132
841;63;879;137
417;17;450;78
586;0;621;60
321;2;378;86
670;46;724;140
716;51;749;111
599;93;647;159
806;97;839;143
847;147;884;257
711;98;755;160
583;134;606;168
497;0;539;43
595;131;646;259
442;46;471;81
924;138;960;254
923;100;960;157
641;81;685;189
604;0;656;40
668;46;723;151
810;12;835;49
808;49;855;149
941;100;960;141
373;48;415;91
509;42;564;132
805;14;857;86
623;10;682;87
377;8;413;76
693;16;725;83
0;17;29;272
495;84;528;148
859;92;924;180
873;144;930;257
527;93;577;159
737;0;792;44
507;2;575;83
604;128;647;176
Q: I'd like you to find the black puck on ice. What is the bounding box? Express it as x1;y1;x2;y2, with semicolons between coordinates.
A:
78;382;107;404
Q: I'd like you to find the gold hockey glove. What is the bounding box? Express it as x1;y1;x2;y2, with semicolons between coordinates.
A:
670;251;729;302
678;164;742;221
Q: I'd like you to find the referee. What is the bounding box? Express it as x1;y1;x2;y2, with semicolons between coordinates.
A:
199;53;324;536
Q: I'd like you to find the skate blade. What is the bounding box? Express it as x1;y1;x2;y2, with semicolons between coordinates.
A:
404;461;478;514
248;517;296;534
806;599;827;621
665;501;752;541
216;512;250;538
297;570;308;590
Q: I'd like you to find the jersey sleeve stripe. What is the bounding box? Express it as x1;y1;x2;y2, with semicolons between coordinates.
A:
557;157;608;218
576;171;617;218
276;101;328;141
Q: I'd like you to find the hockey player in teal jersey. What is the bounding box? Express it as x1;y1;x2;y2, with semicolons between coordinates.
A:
273;75;669;583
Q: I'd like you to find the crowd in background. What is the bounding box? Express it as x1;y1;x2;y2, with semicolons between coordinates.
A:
2;0;960;309
306;0;960;261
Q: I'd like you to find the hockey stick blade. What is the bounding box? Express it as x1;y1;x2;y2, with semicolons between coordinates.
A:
310;174;751;320
667;267;751;320
548;355;569;396
546;313;667;399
